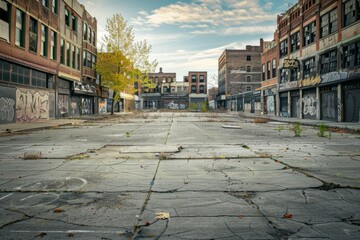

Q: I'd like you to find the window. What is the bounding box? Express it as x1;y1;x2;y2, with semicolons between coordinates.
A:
83;23;87;40
71;45;75;68
29;17;38;53
199;75;204;82
321;9;337;38
290;31;300;52
246;55;251;61
92;30;96;45
272;59;277;78
66;42;70;66
0;0;10;42
262;64;265;81
246;76;251;82
87;52;91;68
10;63;30;85
191;75;196;82
83;50;86;66
303;57;316;79
320;49;337;74
60;39;65;64
92;54;96;69
177;86;181;93
280;68;288;83
246;66;251;72
0;60;10;82
343;0;360;27
15;9;25;48
191;85;197;93
290;68;299;81
88;26;91;42
280;39;288;58
267;61;271;79
41;25;48;57
65;8;70;27
52;0;58;14
76;48;80;70
50;31;57;60
42;0;49;8
246;86;252;91
199;85;205;93
72;15;77;32
303;21;316;46
343;41;360;68
31;69;46;88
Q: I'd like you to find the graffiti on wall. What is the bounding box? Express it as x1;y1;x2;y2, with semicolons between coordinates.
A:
16;88;49;122
58;95;69;116
0;97;15;122
267;96;275;113
99;99;107;113
0;86;16;124
338;98;342;121
82;98;91;115
166;101;179;110
299;76;321;87
321;92;336;120
302;95;317;116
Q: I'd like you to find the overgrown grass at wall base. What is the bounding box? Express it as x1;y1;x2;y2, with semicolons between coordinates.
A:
188;101;208;112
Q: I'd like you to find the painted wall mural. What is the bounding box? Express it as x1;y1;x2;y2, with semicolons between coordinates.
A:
16;88;49;122
0;86;16;124
99;99;107;113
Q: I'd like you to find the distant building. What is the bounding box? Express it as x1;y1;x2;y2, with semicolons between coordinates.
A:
276;0;360;122
187;71;208;104
217;43;262;109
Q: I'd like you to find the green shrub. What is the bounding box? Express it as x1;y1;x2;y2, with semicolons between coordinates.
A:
188;102;197;111
293;123;302;137
200;101;208;112
318;123;328;137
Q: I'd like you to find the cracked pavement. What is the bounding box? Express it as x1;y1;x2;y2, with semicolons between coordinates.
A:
0;112;359;239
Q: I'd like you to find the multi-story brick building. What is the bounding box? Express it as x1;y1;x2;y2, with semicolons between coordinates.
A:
217;43;262;109
260;34;279;115
0;0;97;124
187;71;208;105
277;0;360;122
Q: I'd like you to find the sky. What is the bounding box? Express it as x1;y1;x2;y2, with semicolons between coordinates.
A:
78;0;298;86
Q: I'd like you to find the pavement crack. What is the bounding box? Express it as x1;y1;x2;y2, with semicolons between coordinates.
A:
302;189;308;204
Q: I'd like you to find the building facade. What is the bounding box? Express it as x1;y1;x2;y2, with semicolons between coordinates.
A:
217;43;262;109
260;35;279;115
0;0;98;124
277;0;360;122
187;71;208;105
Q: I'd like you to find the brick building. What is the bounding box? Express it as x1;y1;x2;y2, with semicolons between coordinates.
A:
187;71;208;104
260;34;279;115
277;0;360;122
0;0;97;124
217;43;262;109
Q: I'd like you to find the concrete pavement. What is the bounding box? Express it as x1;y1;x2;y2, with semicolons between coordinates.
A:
0;112;359;239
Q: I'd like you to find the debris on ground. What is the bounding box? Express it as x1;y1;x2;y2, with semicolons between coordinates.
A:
155;212;170;220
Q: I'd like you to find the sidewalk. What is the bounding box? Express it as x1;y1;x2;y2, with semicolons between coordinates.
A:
235;111;360;132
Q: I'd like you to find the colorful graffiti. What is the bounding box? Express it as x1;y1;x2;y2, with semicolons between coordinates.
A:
16;88;49;122
99;99;107;113
299;76;321;87
267;96;275;113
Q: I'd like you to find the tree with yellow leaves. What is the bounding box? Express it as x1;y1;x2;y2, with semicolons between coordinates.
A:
96;13;157;114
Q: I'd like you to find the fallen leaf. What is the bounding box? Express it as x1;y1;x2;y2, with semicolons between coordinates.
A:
283;213;293;219
155;212;170;220
53;208;64;213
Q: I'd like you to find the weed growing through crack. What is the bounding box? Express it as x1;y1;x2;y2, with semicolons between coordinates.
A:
242;144;250;149
275;126;286;132
125;132;131;137
318;123;328;137
293;123;302;137
158;152;169;160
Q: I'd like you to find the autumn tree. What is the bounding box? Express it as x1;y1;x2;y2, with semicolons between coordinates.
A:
96;13;157;114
